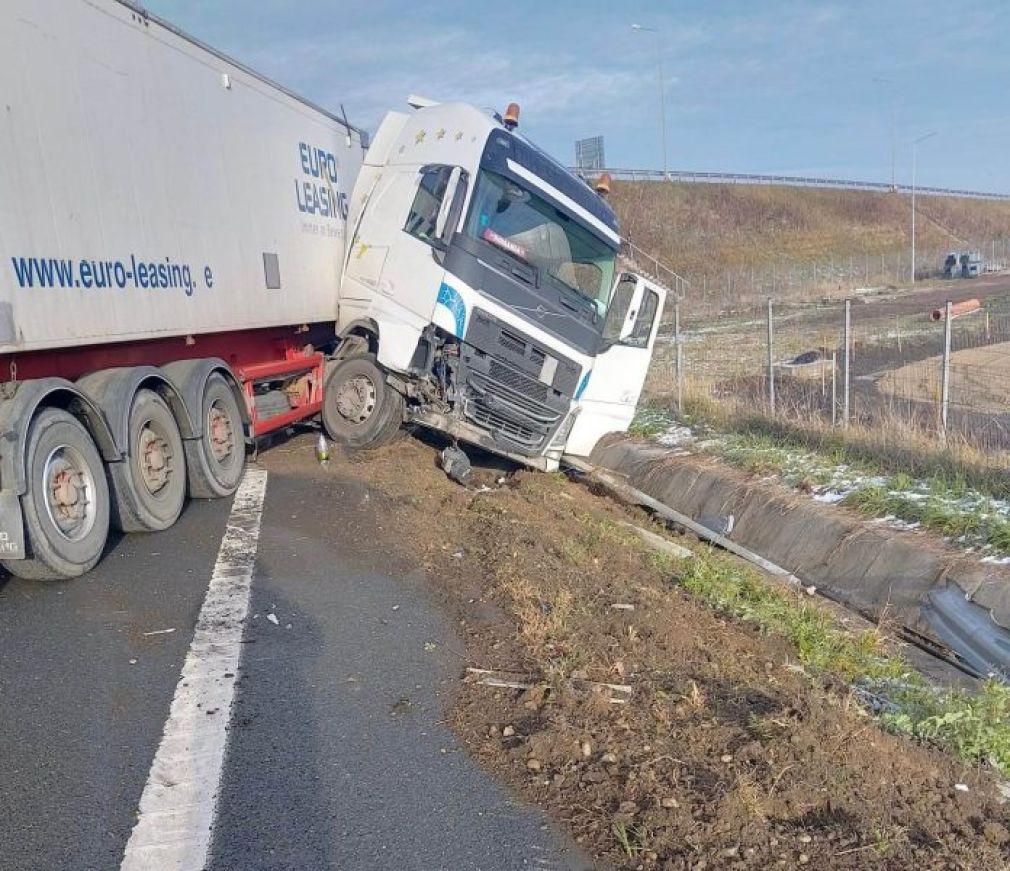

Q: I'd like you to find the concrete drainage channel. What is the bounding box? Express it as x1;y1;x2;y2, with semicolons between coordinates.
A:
580;436;1010;682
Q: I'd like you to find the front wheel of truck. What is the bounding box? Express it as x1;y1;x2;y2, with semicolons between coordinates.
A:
322;353;403;449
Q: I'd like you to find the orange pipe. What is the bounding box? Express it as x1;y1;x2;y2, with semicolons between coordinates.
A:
929;299;981;321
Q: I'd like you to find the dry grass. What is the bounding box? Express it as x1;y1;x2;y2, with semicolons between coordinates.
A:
651;373;1010;498
611;181;1010;315
880;340;1010;414
612;181;1010;279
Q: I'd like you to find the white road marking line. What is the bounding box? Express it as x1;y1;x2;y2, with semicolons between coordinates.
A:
120;467;268;871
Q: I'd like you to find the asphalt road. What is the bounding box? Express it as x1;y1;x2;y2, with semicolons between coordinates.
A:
0;437;591;871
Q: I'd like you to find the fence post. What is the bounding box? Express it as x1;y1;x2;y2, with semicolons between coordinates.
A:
843;299;851;427
940;299;952;441
674;302;684;416
766;298;775;414
831;351;837;426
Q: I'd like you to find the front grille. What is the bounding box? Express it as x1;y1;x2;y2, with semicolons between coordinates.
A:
499;330;526;356
488;360;551;403
467;403;542;449
469;371;560;424
463;367;564;454
466;307;580;396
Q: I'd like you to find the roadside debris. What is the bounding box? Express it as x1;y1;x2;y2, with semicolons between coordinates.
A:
590;465;801;586
609;603;635;611
698;513;735;536
465;667;632;704
266;613;279;626
141;627;177;637
617;521;693;561
440;444;472;486
315;432;330;465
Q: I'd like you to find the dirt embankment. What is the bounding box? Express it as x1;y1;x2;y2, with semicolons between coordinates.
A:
323;433;1010;871
610;181;1010;281
879;339;1010;414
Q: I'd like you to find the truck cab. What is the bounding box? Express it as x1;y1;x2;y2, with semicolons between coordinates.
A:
330;99;663;469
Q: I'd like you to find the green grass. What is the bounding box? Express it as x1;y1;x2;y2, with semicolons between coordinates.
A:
611;821;646;858
672;550;1010;776
629;404;673;437
842;483;1010;551
880;679;1010;775
677;552;903;684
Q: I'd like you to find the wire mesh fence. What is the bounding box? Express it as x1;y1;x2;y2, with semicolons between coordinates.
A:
652;277;1010;454
664;240;1010;320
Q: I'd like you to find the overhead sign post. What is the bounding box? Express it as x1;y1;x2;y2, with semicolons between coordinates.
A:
575;136;605;173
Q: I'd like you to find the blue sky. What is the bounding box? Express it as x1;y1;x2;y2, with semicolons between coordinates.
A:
145;1;1010;192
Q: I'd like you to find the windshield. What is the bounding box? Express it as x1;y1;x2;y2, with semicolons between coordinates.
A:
464;170;617;314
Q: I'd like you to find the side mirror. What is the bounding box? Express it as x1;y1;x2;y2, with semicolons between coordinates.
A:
435;167;467;244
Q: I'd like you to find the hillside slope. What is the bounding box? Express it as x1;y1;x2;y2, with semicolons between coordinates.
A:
611;181;1010;291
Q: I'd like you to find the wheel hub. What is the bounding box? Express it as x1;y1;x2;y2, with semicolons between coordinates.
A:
138;426;172;494
43;446;96;541
334;375;376;424
207;402;234;464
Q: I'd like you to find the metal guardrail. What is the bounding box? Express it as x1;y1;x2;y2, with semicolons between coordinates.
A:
620;240;688;301
573;167;1010;202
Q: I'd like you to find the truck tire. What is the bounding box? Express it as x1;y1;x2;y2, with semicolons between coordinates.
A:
322;353;404;449
185;373;246;499
3;408;110;580
108;389;187;532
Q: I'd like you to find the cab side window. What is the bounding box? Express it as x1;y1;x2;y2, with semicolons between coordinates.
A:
601;277;637;343
404;165;453;243
626;289;660;348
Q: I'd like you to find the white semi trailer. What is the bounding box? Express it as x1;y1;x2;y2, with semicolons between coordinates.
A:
0;0;665;579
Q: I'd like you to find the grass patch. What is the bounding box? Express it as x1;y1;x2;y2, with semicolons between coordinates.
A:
719;411;1010;502
629;404;674;437
842;482;1010;551
646;410;1010;555
611;821;646;858
880;679;1010;775
677;552;902;684
673;549;1010;775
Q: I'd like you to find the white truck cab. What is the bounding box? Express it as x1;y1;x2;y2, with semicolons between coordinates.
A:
328;99;664;469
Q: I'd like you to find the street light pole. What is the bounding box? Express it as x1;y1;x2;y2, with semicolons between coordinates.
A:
632;23;668;177
911;131;937;284
872;77;896;190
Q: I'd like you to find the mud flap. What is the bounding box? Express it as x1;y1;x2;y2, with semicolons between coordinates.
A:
0;491;25;560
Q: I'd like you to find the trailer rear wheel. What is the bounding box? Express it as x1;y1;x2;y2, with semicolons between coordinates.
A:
109;389;187;532
3;408;110;580
322;353;403;449
185;373;246;499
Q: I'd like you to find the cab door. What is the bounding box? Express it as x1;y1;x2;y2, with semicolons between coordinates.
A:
564;273;666;457
343;164;464;324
